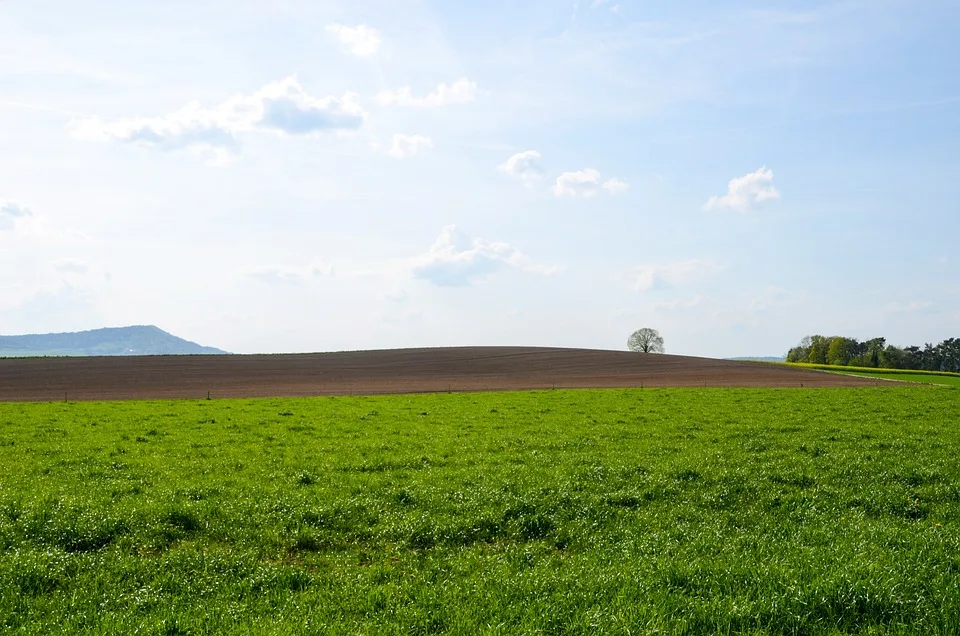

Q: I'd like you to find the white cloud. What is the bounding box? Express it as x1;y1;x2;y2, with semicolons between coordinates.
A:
602;177;629;194
387;134;433;158
50;258;110;284
498;150;543;185
704;167;780;212
54;258;90;274
652;295;705;311
745;286;790;313
883;300;935;314
383;287;410;303
0;202;31;230
0;282;103;334
555;169;601;197
70;75;366;164
243;263;334;285
377;78;478;108
554;169;628;197
630;259;723;291
0;203;89;246
251;79;364;136
591;0;620;12
411;225;557;287
325;24;381;58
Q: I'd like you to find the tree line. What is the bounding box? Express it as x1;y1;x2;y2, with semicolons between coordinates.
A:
786;335;960;373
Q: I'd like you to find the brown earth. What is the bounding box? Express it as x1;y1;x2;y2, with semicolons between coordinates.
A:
0;347;884;402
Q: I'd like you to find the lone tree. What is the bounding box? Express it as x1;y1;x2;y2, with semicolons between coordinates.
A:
627;328;665;353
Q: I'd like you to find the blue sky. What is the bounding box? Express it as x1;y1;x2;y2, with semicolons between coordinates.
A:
1;0;957;357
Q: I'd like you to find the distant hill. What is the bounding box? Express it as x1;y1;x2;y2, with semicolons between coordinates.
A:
727;356;786;363
0;326;228;357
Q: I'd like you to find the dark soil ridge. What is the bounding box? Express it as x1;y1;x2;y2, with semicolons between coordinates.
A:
0;346;882;402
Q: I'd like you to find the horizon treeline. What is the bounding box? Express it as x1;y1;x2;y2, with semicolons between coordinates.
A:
786;335;960;372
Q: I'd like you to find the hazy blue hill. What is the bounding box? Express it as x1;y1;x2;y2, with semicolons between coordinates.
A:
728;356;786;362
0;326;228;357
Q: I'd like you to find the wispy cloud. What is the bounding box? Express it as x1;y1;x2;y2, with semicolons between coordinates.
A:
411;225;557;287
70;76;365;164
0;202;32;231
377;78;478;108
883;300;935;314
704;167;779;212
651;295;705;311
554;169;628;197
602;177;629;194
630;259;723;291
591;0;620;12
325;24;382;58
0;99;90;118
0;202;89;246
243;263;334;285
0;281;102;334
498;150;543;185
387;134;433;158
746;286;790;313
54;258;91;274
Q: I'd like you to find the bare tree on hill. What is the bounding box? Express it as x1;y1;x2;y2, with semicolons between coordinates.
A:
628;328;665;354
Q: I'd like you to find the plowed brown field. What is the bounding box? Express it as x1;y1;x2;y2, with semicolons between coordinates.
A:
0;347;881;402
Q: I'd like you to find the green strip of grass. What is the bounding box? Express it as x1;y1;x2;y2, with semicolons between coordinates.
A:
786;362;960;378
2;388;959;634
838;371;960;387
782;363;960;387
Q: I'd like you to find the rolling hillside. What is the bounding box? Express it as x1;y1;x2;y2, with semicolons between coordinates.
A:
0;326;227;357
0;346;877;401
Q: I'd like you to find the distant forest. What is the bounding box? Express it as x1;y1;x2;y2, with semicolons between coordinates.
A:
787;336;960;373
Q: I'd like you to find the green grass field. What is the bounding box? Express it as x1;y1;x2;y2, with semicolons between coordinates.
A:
783;363;960;387
836;372;960;387
2;388;959;634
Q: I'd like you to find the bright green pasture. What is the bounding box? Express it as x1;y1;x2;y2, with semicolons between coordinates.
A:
837;372;960;387
1;388;959;635
786;363;960;387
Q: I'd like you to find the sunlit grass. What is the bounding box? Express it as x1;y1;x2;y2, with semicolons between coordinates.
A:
1;387;958;634
784;363;960;387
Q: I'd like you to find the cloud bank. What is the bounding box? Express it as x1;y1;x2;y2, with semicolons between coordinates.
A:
71;76;365;163
243;263;334;285
498;151;543;185
631;259;723;291
411;225;555;286
388;134;433;158
554;169;629;197
704;167;780;212
326;24;381;58
378;78;478;108
0;202;31;230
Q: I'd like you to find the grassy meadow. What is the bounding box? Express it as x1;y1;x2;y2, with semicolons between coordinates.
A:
834;372;960;387
784;363;960;387
1;387;959;634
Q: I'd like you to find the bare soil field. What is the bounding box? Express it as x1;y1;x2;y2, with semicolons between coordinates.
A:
0;347;884;402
